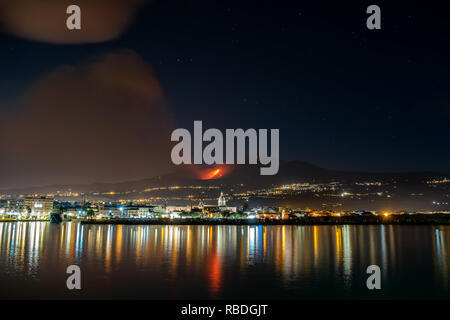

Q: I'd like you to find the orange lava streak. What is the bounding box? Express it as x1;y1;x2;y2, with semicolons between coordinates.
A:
202;168;222;180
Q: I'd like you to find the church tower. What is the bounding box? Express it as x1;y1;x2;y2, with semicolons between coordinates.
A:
218;192;226;207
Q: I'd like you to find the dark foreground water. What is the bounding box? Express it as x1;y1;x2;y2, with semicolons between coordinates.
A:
0;222;449;299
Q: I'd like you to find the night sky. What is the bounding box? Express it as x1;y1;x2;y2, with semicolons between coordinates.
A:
0;0;449;188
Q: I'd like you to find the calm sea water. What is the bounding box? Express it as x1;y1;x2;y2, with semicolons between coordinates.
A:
0;222;448;299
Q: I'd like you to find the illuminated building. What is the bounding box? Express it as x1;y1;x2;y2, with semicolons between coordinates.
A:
0;199;23;216
218;192;226;207
194;192;237;215
257;207;281;219
98;204;122;218
123;205;166;218
23;197;54;217
123;206;139;217
138;205;165;217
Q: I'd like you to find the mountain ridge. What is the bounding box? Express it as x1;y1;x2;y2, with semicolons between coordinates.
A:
1;160;448;195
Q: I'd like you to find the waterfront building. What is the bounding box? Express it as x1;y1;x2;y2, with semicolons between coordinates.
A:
123;205;166;218
257;207;281;219
124;206;139;217
0;199;23;216
23;197;54;217
98;204;122;218
138;206;153;217
138;205;165;218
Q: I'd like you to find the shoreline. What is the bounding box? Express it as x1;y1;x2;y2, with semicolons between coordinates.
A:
78;214;450;225
0;219;49;223
1;214;450;225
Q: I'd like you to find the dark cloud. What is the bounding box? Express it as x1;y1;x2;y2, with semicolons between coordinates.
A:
0;0;148;43
0;49;174;188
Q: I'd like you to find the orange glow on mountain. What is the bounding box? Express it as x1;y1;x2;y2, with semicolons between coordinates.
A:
182;164;234;180
202;168;222;180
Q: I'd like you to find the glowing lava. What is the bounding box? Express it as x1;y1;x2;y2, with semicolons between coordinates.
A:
202;168;222;180
186;164;233;180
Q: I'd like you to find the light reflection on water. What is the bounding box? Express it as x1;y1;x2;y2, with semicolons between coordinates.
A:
0;222;449;299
